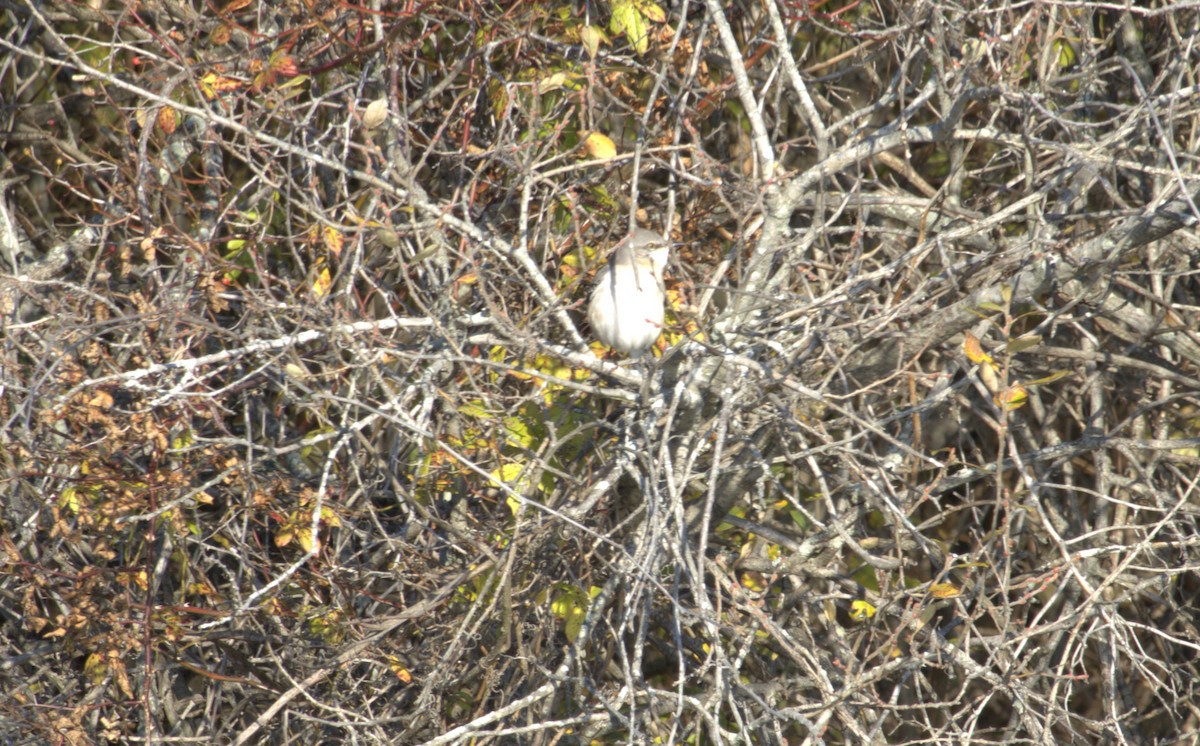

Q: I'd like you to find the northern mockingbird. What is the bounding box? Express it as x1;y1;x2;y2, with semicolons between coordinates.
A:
587;228;669;356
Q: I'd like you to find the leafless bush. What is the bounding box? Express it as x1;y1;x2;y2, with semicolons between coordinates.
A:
2;0;1200;743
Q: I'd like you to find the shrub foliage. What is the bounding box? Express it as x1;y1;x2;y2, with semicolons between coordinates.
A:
2;1;1199;743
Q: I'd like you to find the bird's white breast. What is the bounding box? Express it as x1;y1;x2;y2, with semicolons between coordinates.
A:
588;263;664;355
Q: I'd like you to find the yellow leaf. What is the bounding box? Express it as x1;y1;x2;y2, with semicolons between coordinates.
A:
157;106;178;135
85;652;107;684
493;462;539;515
284;363;309;380
324;226;344;257
388;656;414;683
312;266;332;298
320;505;341;527
297;528;316;553
740;570;768;593
199;71;242;99
551;585;590;642
996;384;1028;411
963;332;992;366
59;487;80;514
634;0;666;22
929;582;961;599
849;600;876;621
580;131;617;159
121;569;149;591
492;462;525;485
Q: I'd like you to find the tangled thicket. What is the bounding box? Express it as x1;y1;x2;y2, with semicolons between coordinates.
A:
3;1;1200;743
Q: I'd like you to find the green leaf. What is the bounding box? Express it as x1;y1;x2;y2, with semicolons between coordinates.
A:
503;416;534;449
580;25;605;58
787;508;810;531
1004;335;1042;354
611;0;650;54
551;584;591;641
458;399;489;419
1054;38;1077;68
1025;370;1070;386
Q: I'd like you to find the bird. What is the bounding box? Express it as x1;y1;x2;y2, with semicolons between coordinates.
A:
587;228;670;356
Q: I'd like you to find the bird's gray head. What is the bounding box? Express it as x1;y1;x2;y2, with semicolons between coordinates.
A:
616;228;670;281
